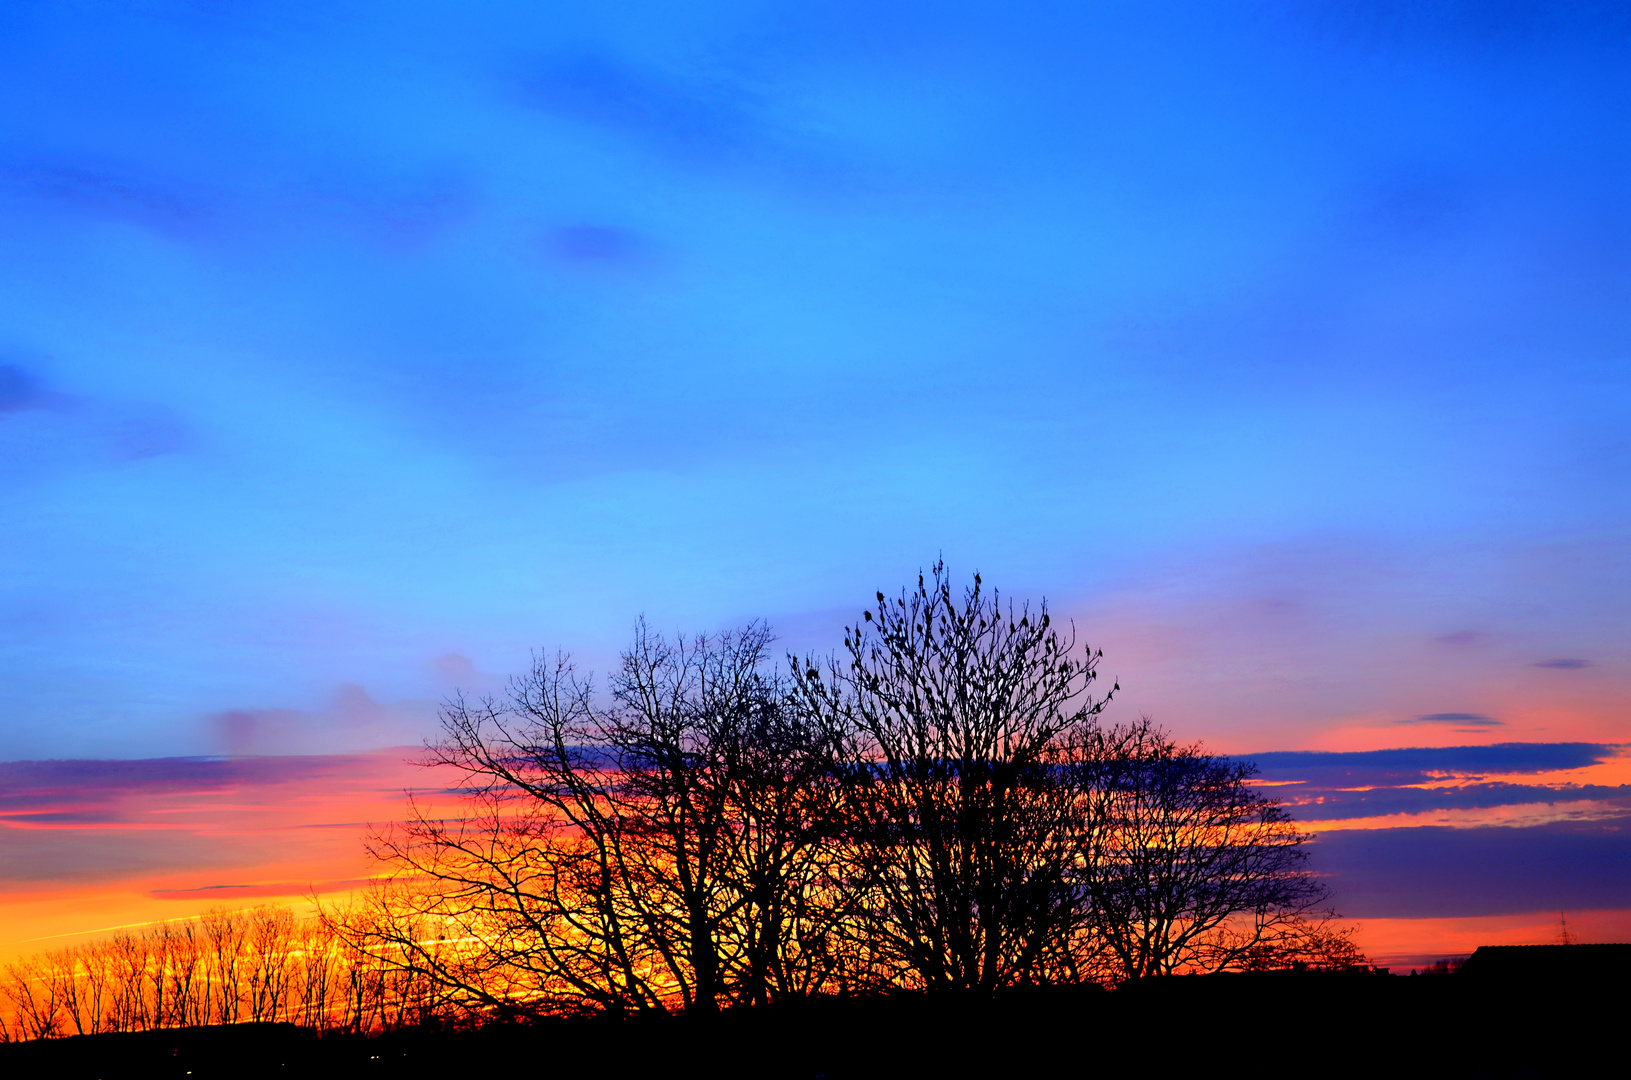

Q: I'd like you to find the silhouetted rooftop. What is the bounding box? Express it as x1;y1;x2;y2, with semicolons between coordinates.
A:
1462;943;1631;980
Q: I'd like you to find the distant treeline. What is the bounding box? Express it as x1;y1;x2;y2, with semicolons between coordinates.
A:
0;904;447;1041
2;565;1363;1040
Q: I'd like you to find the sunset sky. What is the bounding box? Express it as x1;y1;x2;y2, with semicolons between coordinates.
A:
2;2;1628;967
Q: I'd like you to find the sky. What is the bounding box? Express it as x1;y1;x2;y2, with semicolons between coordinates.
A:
1;0;1629;965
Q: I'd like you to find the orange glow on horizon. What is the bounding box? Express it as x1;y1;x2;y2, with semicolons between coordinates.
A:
0;748;450;964
1354;909;1631;969
4;744;1628;978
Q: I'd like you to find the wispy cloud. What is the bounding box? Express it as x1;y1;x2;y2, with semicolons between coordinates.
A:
149;879;375;901
0;362;194;482
1397;712;1504;729
0;754;358;809
205;685;433;755
1249;742;1617;780
1293;782;1631;824
0;365;44;412
0;750;434;886
542;224;656;269
1242;742;1629;823
515;52;766;162
508;50;848;189
0;158;210;237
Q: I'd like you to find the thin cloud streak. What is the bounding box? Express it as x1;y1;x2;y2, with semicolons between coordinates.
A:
1397;712;1504;728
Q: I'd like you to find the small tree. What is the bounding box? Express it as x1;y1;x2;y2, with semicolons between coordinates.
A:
1;957;63;1040
1076;718;1326;980
202;908;248;1025
246;906;295;1022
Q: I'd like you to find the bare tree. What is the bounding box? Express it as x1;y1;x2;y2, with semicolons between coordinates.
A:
711;697;850;1006
1075;718;1326;980
55;947;102;1036
367;653;675;1018
364;620;841;1018
160;921;206;1028
792;562;1116;994
290;911;344;1029
1244;910;1368;971
106;931;151;1031
245;906;295;1022
202;908;248;1025
596;620;769;1013
602;620;848;1012
1;957;63;1040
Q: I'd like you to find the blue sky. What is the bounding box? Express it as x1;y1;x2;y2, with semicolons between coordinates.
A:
2;1;1628;758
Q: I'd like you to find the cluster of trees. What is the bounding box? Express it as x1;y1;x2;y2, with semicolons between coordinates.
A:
355;564;1362;1018
0;904;453;1041
0;565;1362;1041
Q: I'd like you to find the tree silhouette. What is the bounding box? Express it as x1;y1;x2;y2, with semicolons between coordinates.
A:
1076;718;1325;980
367;620;844;1016
793;561;1115;993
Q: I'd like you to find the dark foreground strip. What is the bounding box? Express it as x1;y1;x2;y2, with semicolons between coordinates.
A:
3;964;1624;1080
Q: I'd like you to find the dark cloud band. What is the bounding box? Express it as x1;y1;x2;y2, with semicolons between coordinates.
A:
1245;742;1618;780
1314;818;1631;919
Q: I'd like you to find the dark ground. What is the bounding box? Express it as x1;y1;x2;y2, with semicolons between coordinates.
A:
3;968;1623;1079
